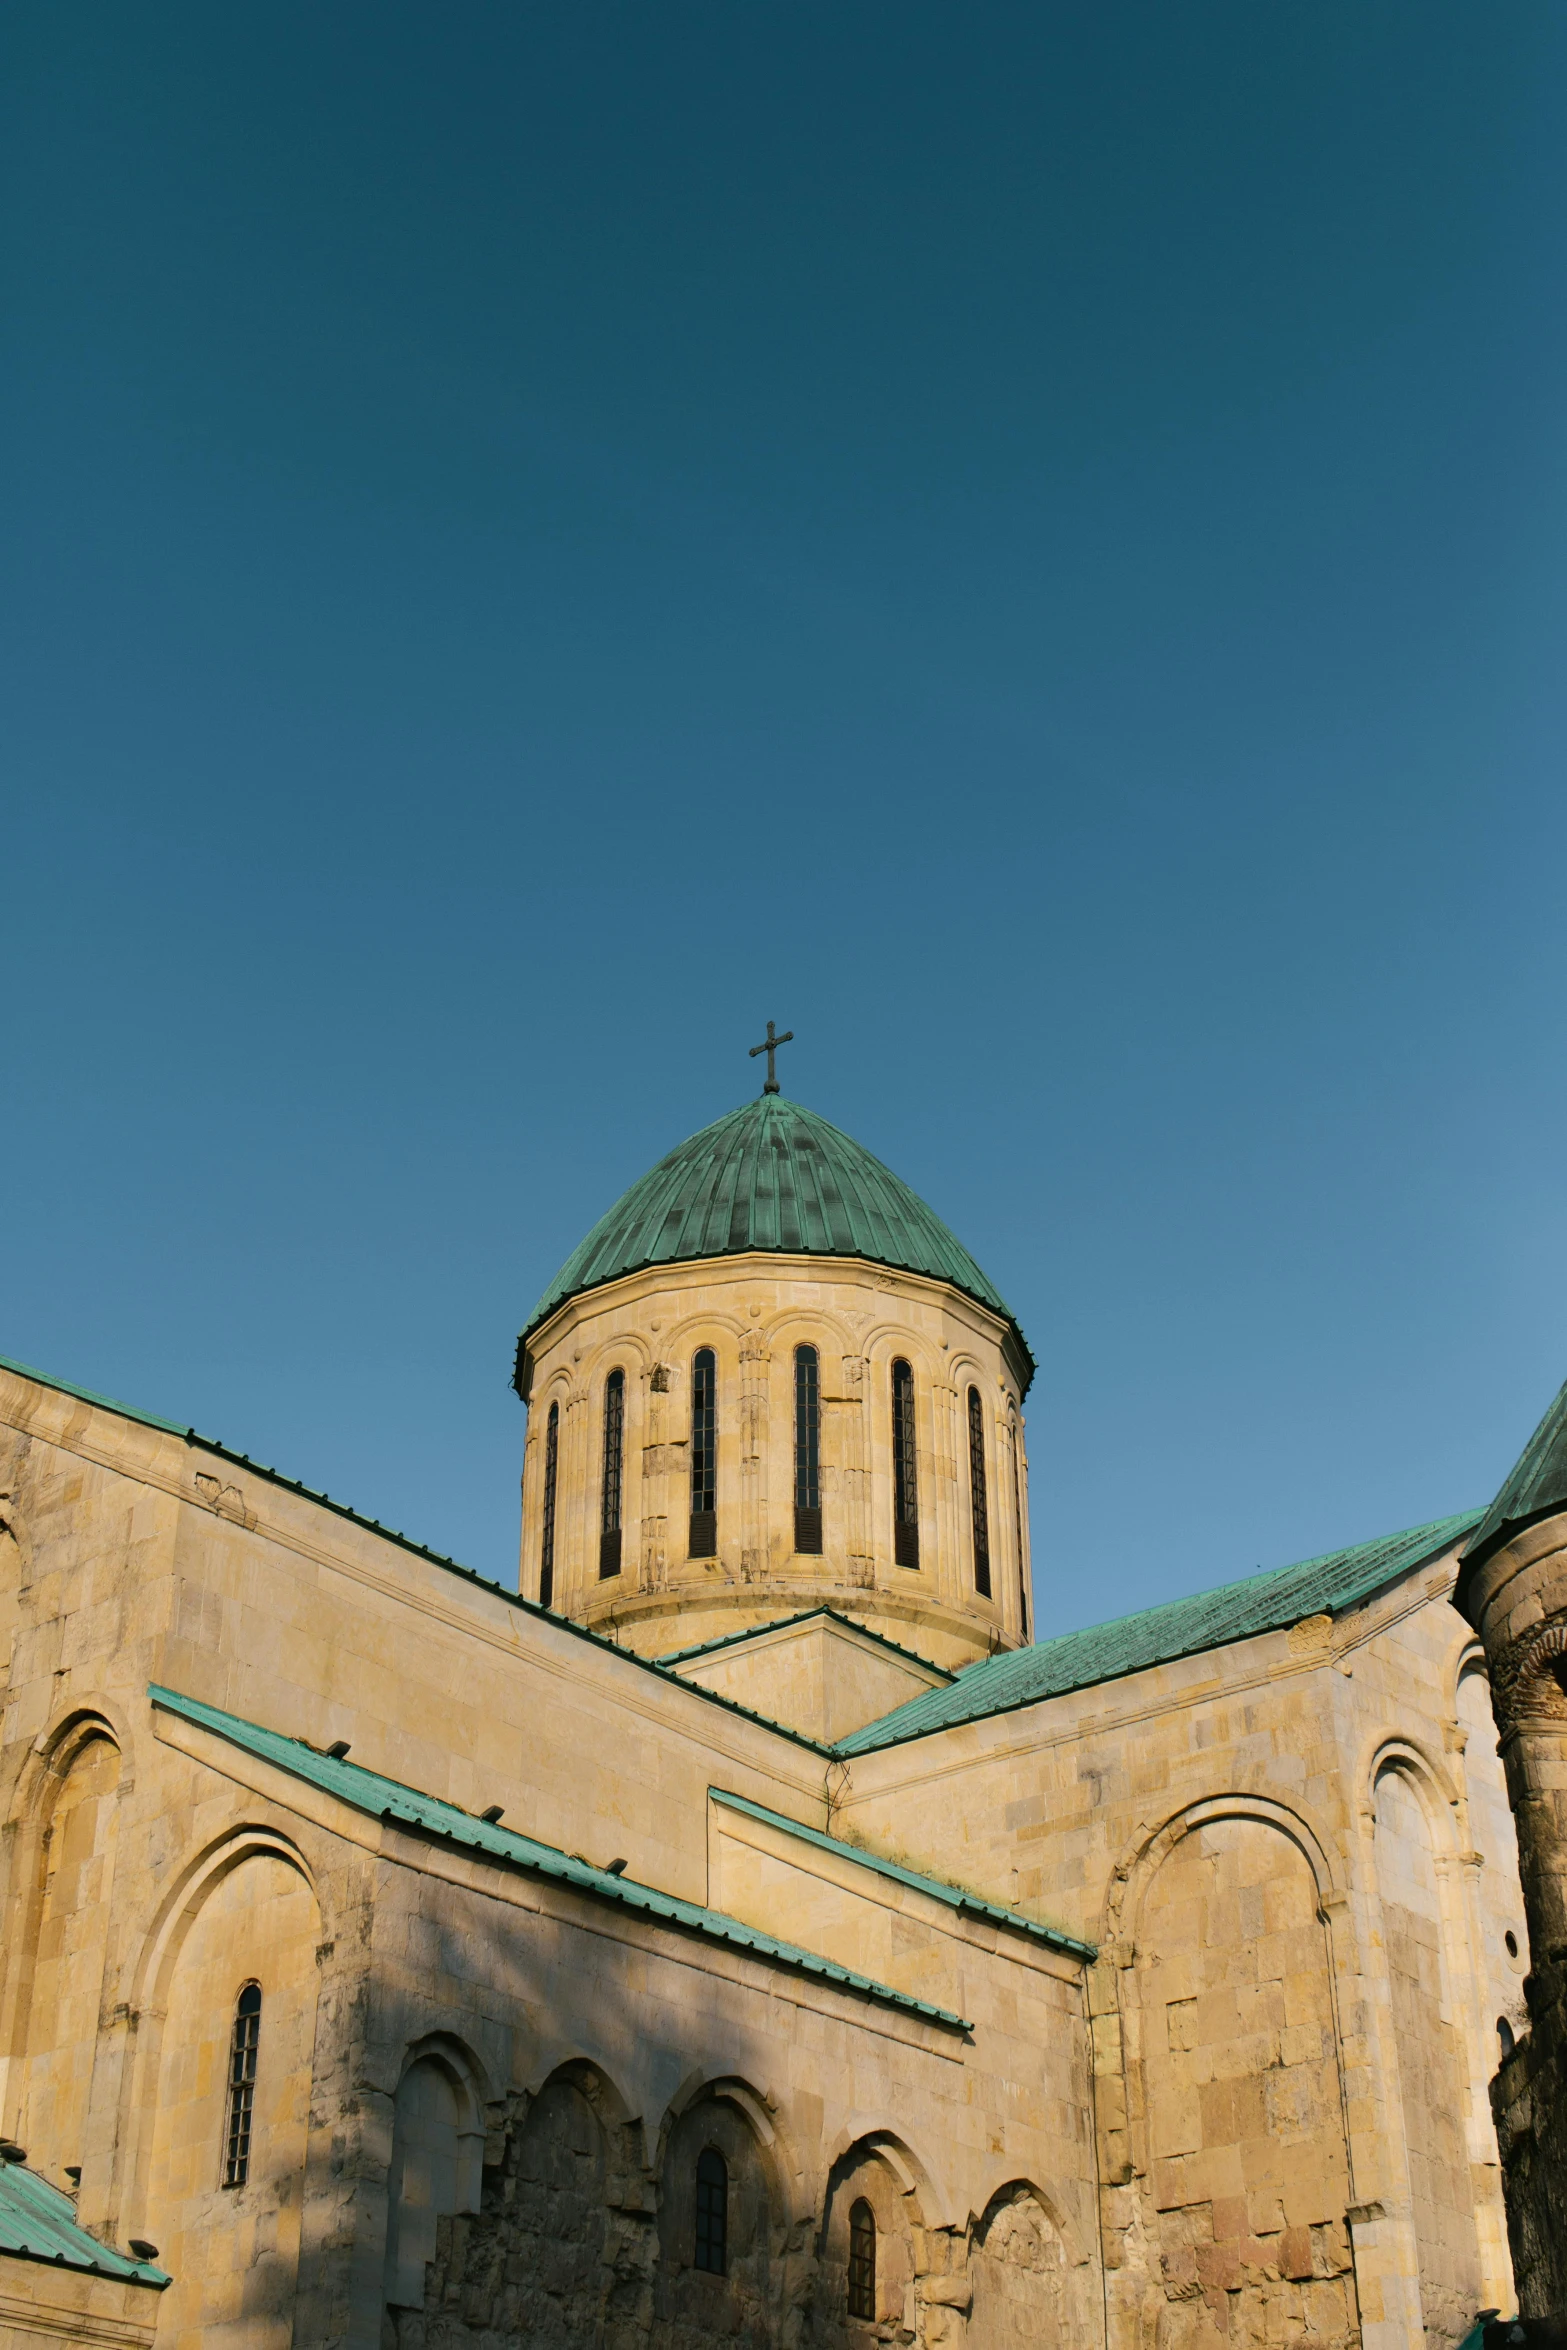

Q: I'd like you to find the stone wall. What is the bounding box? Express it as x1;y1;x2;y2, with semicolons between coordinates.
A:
1455;1508;1567;2322
844;1533;1526;2345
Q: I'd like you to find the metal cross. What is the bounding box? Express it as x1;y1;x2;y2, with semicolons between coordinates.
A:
749;1020;794;1094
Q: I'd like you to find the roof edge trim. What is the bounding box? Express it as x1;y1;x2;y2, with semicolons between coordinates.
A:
150;1684;969;2031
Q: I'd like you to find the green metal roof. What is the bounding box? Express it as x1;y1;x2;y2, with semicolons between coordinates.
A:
517;1094;1032;1385
1459;1372;1567;1589
839;1509;1483;1755
0;2159;169;2289
710;1789;1095;1960
149;1685;969;2031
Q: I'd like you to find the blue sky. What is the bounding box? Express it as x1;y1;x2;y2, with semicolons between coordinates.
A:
4;4;1565;1631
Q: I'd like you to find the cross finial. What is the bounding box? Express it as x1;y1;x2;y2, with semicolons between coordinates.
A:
748;1020;794;1094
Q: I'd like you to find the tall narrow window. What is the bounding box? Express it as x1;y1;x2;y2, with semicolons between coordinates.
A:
694;2145;728;2274
1011;1418;1029;1638
968;1385;991;1598
690;1349;717;1558
794;1345;822;1554
600;1369;625;1578
539;1401;559;1609
891;1360;919;1568
847;2198;877;2320
222;1982;262;2188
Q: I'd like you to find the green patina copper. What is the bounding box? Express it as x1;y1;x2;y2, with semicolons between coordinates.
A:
837;1508;1484;1755
0;2159;169;2288
708;1788;1096;1961
1458;1371;1567;1592
149;1685;970;2031
517;1094;1032;1386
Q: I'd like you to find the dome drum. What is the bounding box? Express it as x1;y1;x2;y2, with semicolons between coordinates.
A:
518;1251;1031;1669
515;1095;1035;1669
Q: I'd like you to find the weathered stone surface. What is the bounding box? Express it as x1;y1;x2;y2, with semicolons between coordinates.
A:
0;1308;1539;2347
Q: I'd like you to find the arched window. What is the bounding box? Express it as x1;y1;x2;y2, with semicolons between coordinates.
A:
221;1982;262;2188
794;1345;822;1554
967;1386;991;1598
847;2197;876;2320
600;1369;625;1579
690;1350;717;1558
891;1360;919;1568
1498;2016;1516;2058
539;1401;559;1609
1010;1417;1029;1638
694;2144;728;2274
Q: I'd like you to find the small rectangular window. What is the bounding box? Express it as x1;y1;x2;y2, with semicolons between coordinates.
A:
222;1983;262;2189
695;2146;728;2275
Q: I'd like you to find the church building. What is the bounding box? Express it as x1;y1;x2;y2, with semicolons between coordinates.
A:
0;1061;1543;2348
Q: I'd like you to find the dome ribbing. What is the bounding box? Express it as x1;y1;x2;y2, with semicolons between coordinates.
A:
518;1095;1031;1383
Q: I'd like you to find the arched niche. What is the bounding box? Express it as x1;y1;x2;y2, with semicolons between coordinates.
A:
967;2181;1074;2350
143;1844;320;2350
383;2040;488;2322
1125;1808;1357;2345
8;1723;122;2184
814;2136;925;2347
385;2054;631;2350
1371;1756;1483;2340
655;2079;779;2347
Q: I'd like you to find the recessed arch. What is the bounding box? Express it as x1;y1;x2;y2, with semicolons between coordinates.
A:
968;2178;1088;2350
135;1836;321;2340
655;2072;784;2321
2;1716;125;2177
1371;1742;1485;2330
1117;1801;1360;2343
1104;1789;1344;1947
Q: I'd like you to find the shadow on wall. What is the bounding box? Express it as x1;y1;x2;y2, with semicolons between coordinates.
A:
368;1894;1094;2350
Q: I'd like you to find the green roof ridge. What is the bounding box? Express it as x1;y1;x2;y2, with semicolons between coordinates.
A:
150;1685;969;2031
657;1605;956;1682
838;1507;1483;1755
1460;1372;1567;1584
709;1788;1095;1960
516;1095;1032;1386
0;2159;169;2288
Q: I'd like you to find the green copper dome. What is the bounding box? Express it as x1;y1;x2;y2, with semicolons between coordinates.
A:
518;1094;1032;1385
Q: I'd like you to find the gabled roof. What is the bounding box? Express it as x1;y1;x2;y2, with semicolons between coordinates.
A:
1459;1373;1567;1586
150;1685;969;2031
709;1789;1095;1960
839;1509;1482;1755
0;2158;169;2288
657;1605;955;1683
516;1094;1033;1387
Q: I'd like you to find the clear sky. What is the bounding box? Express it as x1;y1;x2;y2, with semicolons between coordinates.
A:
4;4;1565;1634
